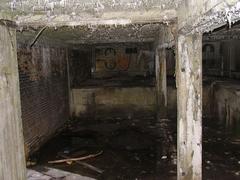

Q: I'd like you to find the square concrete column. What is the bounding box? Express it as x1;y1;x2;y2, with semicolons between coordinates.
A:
156;48;167;119
176;33;202;180
0;21;26;179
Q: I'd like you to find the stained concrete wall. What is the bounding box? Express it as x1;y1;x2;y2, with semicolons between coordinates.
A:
69;43;155;85
213;81;240;137
93;43;154;78
71;85;178;119
71;80;240;138
201;79;240;137
17;44;69;155
71;87;157;119
70;49;92;88
203;40;240;79
69;43;157;119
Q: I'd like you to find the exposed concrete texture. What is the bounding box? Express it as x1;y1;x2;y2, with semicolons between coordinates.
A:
93;43;154;78
69;49;92;87
71;85;178;119
177;33;202;180
156;49;167;119
212;81;240;137
202;36;240;79
3;0;178;12
156;24;176;49
178;0;240;34
155;25;176;119
0;1;178;27
0;22;26;179
71;87;156;118
17;23;163;46
70;82;219;122
15;10;177;28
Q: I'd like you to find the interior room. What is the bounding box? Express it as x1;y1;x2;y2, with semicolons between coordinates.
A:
0;1;240;180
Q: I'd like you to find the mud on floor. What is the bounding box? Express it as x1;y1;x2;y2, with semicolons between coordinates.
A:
29;116;177;180
28;116;240;180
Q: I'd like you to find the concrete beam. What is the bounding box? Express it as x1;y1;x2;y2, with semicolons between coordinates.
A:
176;33;202;180
178;0;240;34
16;9;177;28
0;19;26;179
156;25;176;49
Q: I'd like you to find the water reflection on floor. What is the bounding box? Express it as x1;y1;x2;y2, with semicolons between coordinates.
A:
29;117;240;180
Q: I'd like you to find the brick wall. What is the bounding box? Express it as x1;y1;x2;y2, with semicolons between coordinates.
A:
17;44;69;156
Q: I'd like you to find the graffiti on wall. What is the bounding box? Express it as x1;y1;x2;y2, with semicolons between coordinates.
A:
95;46;154;77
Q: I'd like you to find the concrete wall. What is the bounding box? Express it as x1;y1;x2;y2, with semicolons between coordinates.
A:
213;82;240;137
17;44;69;156
71;87;157;119
203;40;240;79
69;49;92;88
70;76;240;137
201;80;240;137
71;85;178;119
93;43;154;78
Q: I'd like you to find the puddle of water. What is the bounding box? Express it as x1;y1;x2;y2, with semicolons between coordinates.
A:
29;117;240;180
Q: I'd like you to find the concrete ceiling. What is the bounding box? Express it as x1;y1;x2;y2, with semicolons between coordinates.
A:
1;0;178;27
0;1;180;45
2;0;179;13
17;22;163;46
204;22;240;41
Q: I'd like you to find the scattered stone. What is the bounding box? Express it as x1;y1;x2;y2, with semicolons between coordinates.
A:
161;156;167;160
206;166;210;170
172;158;177;165
235;171;240;176
224;151;230;155
134;156;140;161
26;161;37;167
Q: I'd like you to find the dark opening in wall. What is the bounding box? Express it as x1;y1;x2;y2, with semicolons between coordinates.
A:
125;47;137;54
203;23;240;79
201;22;240;180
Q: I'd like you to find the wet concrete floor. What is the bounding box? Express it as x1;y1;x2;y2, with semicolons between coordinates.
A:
29;116;240;180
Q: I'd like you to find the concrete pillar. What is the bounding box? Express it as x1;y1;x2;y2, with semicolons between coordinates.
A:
156;47;171;161
0;20;26;179
176;33;202;180
156;48;167;119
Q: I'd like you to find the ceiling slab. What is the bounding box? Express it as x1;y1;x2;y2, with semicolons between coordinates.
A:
17;23;164;45
1;0;179;27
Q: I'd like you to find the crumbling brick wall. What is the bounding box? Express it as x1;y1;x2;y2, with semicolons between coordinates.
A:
17;44;69;156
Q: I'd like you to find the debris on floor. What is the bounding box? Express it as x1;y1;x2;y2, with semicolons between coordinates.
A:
29;116;177;179
27;166;96;180
28;116;240;179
